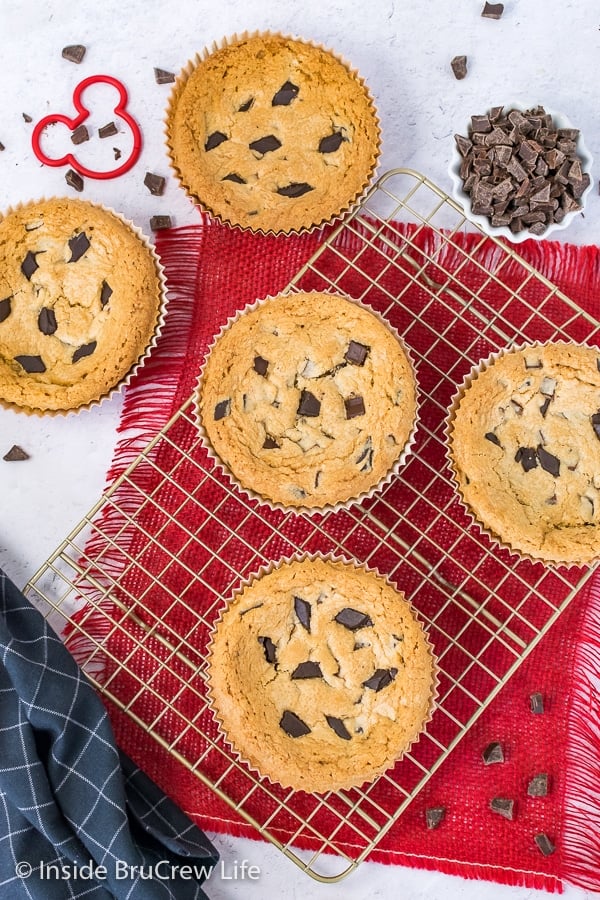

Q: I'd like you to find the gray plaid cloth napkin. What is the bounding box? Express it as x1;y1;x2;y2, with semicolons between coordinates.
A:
0;567;218;899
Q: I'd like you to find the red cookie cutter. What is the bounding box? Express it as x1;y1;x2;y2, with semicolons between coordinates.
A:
32;74;142;179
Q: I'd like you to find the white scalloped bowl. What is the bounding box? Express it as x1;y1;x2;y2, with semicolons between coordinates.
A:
448;103;594;243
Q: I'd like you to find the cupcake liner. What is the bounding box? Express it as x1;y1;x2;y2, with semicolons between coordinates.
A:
445;339;600;568
194;288;419;516
164;30;381;235
0;197;167;416
205;551;439;795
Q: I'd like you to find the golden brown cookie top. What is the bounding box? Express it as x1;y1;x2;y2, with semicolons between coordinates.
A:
197;290;417;510
0;198;163;412
448;340;600;564
207;556;437;793
166;33;381;233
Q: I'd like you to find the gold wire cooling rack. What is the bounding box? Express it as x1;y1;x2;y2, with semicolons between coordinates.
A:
25;169;600;883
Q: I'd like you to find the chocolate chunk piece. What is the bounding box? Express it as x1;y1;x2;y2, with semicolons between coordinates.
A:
297;389;320;417
426;807;446;830
530;691;544;714
154;67;175;84
22;113;32;123
362;667;398;692
319;132;345;153
515;446;537;472
276;182;314;197
485;431;501;446
294;596;311;631
205;131;228;151
257;635;277;665
100;280;113;308
0;142;5;151
451;55;468;80
68;231;90;262
71;124;89;145
0;296;12;323
249;135;282;155
72;341;97;363
334;608;373;631
213;399;231;421
15;354;46;374
292;661;322;679
490;797;515;820
280;710;311;738
65;168;84;192
62;44;86;64
253;356;268;376
482;1;504;18
528;773;549;797
144;172;166;196
238;98;253;112
149;215;173;232
536;445;560;477
534;833;555;856
98;121;118;138
540;397;551;418
3;445;29;461
345;340;369;366
272;81;299;106
344;395;365;419
38;307;57;335
482;741;504;764
325;715;352;741
262;436;280;449
591;411;600;440
223;172;247;184
21;251;39;280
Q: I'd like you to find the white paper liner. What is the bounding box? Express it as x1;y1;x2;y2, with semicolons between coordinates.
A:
0;196;167;416
205;551;439;795
164;30;381;235
194;288;419;516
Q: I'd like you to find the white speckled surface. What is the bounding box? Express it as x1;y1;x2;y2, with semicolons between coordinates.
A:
0;1;596;897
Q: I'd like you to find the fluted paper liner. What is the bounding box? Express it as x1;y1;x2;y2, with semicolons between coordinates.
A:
205;552;439;795
194;289;419;516
0;197;167;416
164;30;381;235
445;339;600;568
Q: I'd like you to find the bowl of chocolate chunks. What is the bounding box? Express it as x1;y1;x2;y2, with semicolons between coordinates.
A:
449;103;593;242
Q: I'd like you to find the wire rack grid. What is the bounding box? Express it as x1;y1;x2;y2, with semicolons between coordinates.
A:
26;169;600;883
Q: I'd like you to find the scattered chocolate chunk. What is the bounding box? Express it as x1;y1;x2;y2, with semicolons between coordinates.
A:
481;1;504;18
482;741;504;764
292;661;322;679
344;395;366;419
319;132;345;153
536;446;560;477
534;833;555;856
0;141;4;151
66;168;84;192
144;172;166;196
515;446;537;472
276;182;314;197
426;807;446;830
154;67;175;84
21;251;39;280
62;44;86;64
540;397;551;418
345;340;369;366
98;121;118;139
490;797;515;820
258;635;277;665
294;596;311;631
22;113;33;123
205;131;228;151
362;667;398;692
149;215;173;232
262;436;280;449
485;431;501;446
100;280;113;307
280;710;311;738
356;438;373;472
249;135;282;155
223;172;247;184
451;55;468;80
591;411;600;440
113;147;122;160
213;399;231;421
0;296;12;322
68;231;90;262
71;124;89;145
528;773;549;797
325;715;352;741
238;98;253;112
72;341;96;363
38;307;57;335
530;692;544;714
334;608;373;631
297;389;320;417
253;355;268;376
272;81;299;106
15;354;46;374
3;445;29;461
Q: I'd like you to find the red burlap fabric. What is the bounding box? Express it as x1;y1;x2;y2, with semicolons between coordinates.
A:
68;216;600;892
